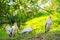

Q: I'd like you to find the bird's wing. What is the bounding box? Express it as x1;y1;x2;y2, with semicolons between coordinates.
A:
5;27;11;34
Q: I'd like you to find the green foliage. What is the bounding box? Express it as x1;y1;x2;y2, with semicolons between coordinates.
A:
0;0;60;25
0;0;60;40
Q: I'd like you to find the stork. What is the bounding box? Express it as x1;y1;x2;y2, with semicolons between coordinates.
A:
12;22;18;36
20;26;32;34
45;16;52;33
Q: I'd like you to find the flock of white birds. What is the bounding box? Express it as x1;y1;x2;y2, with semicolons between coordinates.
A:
5;22;33;37
5;16;52;37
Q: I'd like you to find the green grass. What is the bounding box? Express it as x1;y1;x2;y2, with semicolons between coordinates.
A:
19;12;60;34
0;12;60;40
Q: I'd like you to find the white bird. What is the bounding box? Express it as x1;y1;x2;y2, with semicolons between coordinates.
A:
12;22;18;36
20;26;32;34
5;24;12;37
45;16;52;33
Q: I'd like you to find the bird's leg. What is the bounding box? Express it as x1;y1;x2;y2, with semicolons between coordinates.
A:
45;28;50;33
13;34;15;37
45;31;46;33
45;27;47;33
10;32;12;36
9;34;11;37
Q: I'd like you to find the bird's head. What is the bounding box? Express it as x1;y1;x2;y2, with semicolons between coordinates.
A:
14;22;17;27
50;16;52;19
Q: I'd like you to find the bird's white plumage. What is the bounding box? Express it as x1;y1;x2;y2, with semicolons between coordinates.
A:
12;26;18;31
46;18;52;27
12;23;18;35
12;26;18;33
5;25;12;35
45;17;52;33
5;23;18;37
21;27;32;34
